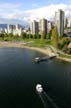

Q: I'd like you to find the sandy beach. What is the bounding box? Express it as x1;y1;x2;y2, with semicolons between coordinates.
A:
0;41;56;56
0;41;71;63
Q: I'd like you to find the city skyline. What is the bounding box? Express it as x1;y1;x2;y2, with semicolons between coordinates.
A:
0;0;71;25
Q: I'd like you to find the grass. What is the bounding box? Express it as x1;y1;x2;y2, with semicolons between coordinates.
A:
23;39;52;47
0;37;23;41
25;39;45;47
0;37;53;46
1;36;71;60
58;52;71;59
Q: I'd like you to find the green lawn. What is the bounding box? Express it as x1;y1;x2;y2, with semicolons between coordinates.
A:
23;39;52;47
58;52;71;59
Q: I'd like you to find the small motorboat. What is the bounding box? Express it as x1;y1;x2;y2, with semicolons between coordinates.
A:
33;57;40;63
36;84;43;93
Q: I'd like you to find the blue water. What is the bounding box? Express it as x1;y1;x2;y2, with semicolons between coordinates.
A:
0;48;71;108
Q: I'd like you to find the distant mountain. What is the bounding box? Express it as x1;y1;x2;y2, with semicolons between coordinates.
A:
0;18;29;28
0;24;29;29
0;24;7;28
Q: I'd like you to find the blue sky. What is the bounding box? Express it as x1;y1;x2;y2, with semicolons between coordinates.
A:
0;0;71;25
0;0;71;10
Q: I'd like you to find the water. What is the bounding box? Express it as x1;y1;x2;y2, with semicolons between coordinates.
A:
0;48;71;108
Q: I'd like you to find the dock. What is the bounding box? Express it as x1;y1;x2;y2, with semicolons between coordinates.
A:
33;55;56;63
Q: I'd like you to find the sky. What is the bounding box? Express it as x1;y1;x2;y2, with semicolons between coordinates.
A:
0;0;71;26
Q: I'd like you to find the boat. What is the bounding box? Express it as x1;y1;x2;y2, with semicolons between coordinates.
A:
36;84;43;93
33;55;56;63
33;57;40;63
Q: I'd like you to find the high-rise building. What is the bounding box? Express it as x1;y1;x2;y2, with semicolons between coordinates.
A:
30;20;39;35
64;18;68;29
55;9;64;36
7;24;14;33
39;18;47;35
14;24;22;36
16;24;20;30
7;24;22;36
47;21;52;33
67;18;71;28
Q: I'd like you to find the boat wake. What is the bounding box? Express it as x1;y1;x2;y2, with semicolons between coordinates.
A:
37;90;58;108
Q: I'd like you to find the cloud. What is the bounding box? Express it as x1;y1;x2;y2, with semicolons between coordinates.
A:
24;4;71;21
0;2;22;19
7;4;71;22
0;3;71;25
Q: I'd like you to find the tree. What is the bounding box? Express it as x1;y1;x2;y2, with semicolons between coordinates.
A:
29;34;33;39
0;33;5;39
26;34;29;39
33;34;37;39
8;33;13;37
41;34;44;40
41;32;46;39
21;32;26;39
4;33;8;37
52;26;58;40
57;37;70;50
46;34;50;39
37;34;41;39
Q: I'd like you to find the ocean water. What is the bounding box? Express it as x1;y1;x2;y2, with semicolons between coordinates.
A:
0;48;71;108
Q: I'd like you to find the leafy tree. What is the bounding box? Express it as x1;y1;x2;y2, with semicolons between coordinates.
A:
57;42;63;49
46;34;51;39
44;34;47;39
41;34;43;40
0;33;5;39
21;32;26;39
4;33;8;37
33;34;37;39
52;26;58;40
8;33;13;37
64;38;70;45
26;34;29;39
57;38;70;50
29;34;33;39
14;34;19;37
37;34;41;39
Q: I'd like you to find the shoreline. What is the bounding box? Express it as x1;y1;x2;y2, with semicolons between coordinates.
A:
0;41;55;56
0;41;71;63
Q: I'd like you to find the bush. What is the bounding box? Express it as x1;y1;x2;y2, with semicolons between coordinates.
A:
45;40;51;45
62;45;68;53
26;34;29;39
21;32;26;39
64;38;70;45
8;33;13;37
0;33;5;38
29;34;33;39
57;38;70;49
57;42;63;49
33;34;37;39
4;37;8;41
37;34;41;39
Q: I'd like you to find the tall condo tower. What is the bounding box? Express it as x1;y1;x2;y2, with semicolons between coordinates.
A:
39;18;47;35
30;20;39;35
55;9;64;36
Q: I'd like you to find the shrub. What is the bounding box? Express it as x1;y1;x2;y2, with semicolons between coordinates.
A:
57;38;70;50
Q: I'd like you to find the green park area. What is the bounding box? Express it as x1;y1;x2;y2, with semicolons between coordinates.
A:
0;26;71;58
